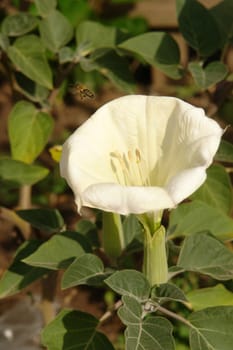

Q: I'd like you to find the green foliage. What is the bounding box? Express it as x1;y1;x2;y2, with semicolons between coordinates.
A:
1;13;39;36
176;0;221;56
61;253;108;289
177;232;233;280
0;159;49;185
119;32;182;79
23;231;89;269
189;307;233;350
0;240;49;298
168;200;233;240
190;164;232;214
17;208;64;233
118;296;175;350
0;0;233;349
39;10;73;52
105;270;150;301
188;61;228;89
9;101;54;164
7;35;53;89
187;284;233;311
42;309;115;350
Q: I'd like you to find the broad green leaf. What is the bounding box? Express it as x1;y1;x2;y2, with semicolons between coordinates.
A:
0;240;49;298
17;208;64;234
190;164;232;214
39;10;73;53
119;32;182;79
188;61;228;89
23;232;88;269
210;0;233;46
0;158;49;185
187;284;233;311
215;139;233;163
42;309;114;350
9;101;54;164
58;46;75;63
62;253;108;289
1;13;38;36
168;200;233;241
34;0;57;17
81;50;135;93
105;270;150;301
15;72;49;103
118;295;175;350
123;214;143;247
57;0;92;27
151;283;187;304
76;20;125;54
176;0;221;56
177;232;233;280
8;35;53;89
0;32;9;50
189;306;233;350
76;219;100;247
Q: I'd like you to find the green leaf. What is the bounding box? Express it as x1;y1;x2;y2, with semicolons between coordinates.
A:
118;295;175;350
57;0;92;27
151;283;187;304
119;32;182;79
8;35;53;89
215;139;233;163
210;0;233;46
177;232;233;280
105;270;150;301
34;0;57;17
23;231;88;269
188;61;228;89
41;309;114;350
0;158;49;185
0;240;49;298
76;20;125;54
176;0;221;56
189;306;233;350
15;72;49;103
0;32;9;51
39;10;73;53
1;13;38;36
9;101;54;164
187;284;233;311
123;214;143;247
62;253;109;289
17;208;64;234
190;164;232;214
81;50;135;93
168;200;233;241
58;46;75;63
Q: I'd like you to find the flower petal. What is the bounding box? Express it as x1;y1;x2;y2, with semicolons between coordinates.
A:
81;183;175;215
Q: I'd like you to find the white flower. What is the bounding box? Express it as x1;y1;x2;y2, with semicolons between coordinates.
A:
60;95;222;216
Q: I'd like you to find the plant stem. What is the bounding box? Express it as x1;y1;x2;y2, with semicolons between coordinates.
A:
156;304;193;328
143;225;168;286
99;299;122;325
102;212;125;262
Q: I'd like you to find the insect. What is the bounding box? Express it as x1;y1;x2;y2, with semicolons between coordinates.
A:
70;83;95;100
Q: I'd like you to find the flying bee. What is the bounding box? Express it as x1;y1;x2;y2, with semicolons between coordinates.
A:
70;83;95;100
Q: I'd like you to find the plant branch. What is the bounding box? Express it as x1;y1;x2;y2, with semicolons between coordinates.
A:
156;303;193;328
99;299;122;325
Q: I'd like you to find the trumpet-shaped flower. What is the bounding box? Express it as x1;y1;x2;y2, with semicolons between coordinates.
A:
60;95;222;217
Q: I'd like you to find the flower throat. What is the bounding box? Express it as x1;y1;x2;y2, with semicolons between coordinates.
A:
110;149;150;186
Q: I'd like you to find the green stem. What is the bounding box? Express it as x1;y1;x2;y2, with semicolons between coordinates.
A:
143;225;168;286
102;211;125;261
